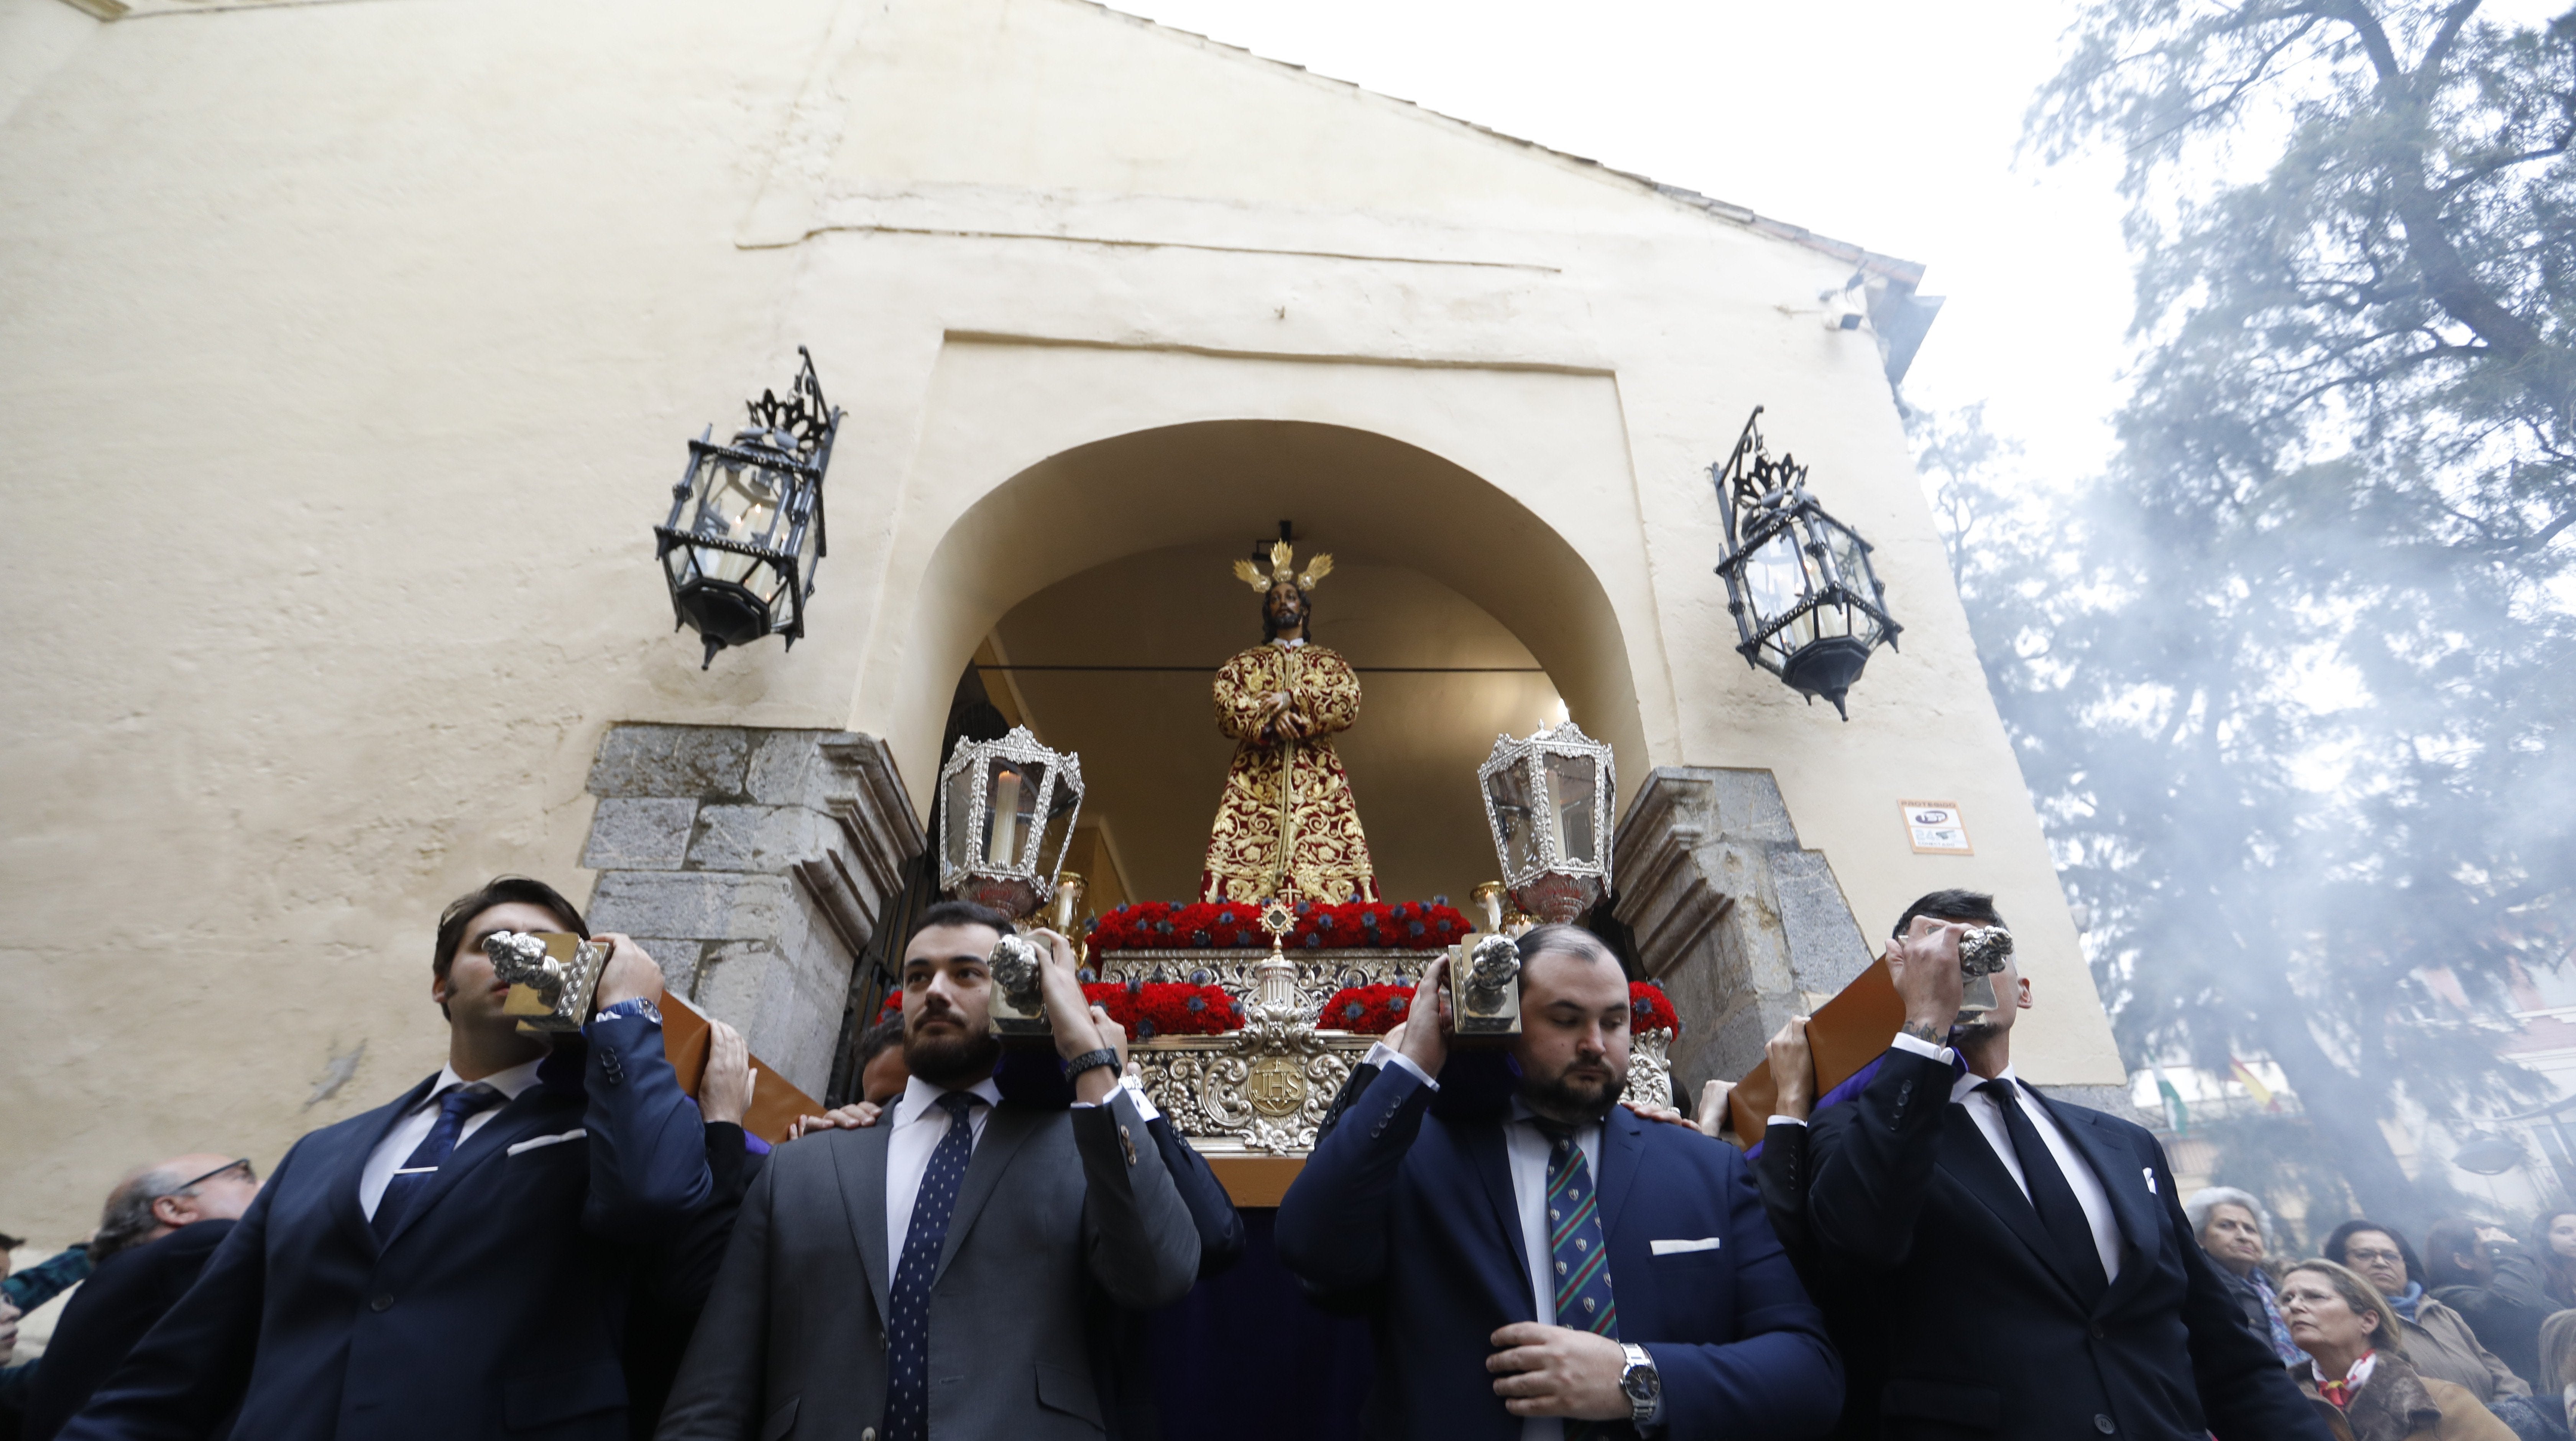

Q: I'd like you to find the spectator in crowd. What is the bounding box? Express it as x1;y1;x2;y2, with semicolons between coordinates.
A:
21;1157;263;1441
2186;1186;2307;1364
2530;1211;2576;1312
1278;925;1843;1439
2428;1219;2560;1393
656;902;1202;1441
2278;1258;2514;1441
855;1016;909;1106
61;875;712;1441
2325;1222;2554;1438
2538;1312;2576;1437
1805;891;2328;1441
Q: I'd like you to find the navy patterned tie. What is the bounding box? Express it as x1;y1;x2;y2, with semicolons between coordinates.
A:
1533;1117;1618;1441
883;1092;980;1441
371;1082;502;1240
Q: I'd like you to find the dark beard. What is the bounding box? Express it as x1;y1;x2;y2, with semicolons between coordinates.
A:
1520;1063;1625;1124
904;1028;1001;1088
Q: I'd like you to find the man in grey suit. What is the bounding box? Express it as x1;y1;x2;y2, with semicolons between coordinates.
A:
656;900;1201;1441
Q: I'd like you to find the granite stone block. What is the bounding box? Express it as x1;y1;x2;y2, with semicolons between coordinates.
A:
581;797;698;870
586;724;752;799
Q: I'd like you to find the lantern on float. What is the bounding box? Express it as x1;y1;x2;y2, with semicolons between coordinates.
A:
655;348;840;668
1710;406;1901;718
1478;722;1617;924
936;727;1084;920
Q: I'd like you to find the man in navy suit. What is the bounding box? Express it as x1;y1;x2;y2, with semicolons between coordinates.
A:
1801;891;2329;1441
62;875;714;1441
1276;924;1842;1440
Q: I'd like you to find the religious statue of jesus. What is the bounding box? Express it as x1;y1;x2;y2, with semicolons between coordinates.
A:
1198;540;1381;904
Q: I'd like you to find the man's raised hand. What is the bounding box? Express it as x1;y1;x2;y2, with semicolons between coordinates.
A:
1396;954;1452;1079
1887;917;1967;1048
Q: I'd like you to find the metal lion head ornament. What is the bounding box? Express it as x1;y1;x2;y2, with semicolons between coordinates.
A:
1478;721;1616;924
936;726;1084;921
1710;406;1901;718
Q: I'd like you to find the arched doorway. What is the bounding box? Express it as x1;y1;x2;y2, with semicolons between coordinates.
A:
883;419;1651;862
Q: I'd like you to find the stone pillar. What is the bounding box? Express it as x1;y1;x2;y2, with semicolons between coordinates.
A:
1612;767;1874;1104
580;724;923;1098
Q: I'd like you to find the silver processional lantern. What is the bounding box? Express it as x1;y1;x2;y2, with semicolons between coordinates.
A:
936;726;1084;921
1478;722;1616;925
655;348;841;669
1710;406;1901;718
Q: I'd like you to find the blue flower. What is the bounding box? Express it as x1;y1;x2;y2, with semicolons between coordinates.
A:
1126;977;1143;995
1388;996;1408;1014
1217;910;1237;925
1136;1019;1156;1038
1407;920;1425;937
1433;894;1449;906
1191;930;1211;946
1316;913;1338;930
1187;995;1207;1012
1078;967;1097;983
1155;920;1174;934
1190;970;1212;985
1229;1000;1244;1016
1303;934;1320;948
1344;1001;1365;1020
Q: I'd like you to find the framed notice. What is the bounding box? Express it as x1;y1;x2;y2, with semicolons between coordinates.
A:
1900;799;1972;855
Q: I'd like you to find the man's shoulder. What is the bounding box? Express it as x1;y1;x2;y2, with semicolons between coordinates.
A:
2034;1087;2156;1152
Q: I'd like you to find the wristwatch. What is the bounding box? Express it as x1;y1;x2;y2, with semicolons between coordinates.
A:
1063;1047;1121;1081
593;997;663;1027
1618;1343;1660;1426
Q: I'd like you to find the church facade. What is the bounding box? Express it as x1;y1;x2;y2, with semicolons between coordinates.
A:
0;0;2124;1238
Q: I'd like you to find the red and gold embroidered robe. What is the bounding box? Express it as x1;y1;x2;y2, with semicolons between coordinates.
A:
1198;641;1380;904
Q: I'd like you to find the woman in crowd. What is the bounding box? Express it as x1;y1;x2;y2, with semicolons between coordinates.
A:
2427;1218;2561;1393
2530;1211;2576;1312
2539;1311;2576;1435
2185;1186;2305;1363
2278;1258;2514;1441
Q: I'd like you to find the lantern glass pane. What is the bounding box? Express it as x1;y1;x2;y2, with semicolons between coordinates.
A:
1035;781;1079;885
1486;761;1536;876
943;763;978;869
1743;531;1814;644
690;458;784;586
983;757;1048;870
1543;752;1599;866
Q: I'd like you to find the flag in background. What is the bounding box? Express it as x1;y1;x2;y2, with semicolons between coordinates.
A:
2152;1063;2188;1134
2229;1056;2281;1112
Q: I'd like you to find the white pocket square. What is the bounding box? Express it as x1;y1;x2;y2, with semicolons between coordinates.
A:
507;1128;587;1156
1651;1237;1722;1255
2142;1166;2158;1195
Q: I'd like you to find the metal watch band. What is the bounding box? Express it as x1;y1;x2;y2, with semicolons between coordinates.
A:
1620;1342;1659;1425
595;997;662;1026
1063;1047;1121;1080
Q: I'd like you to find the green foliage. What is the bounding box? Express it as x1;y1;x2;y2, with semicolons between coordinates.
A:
1924;0;2576;1230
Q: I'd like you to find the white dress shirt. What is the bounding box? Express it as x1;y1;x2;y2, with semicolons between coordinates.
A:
883;1073;1005;1271
1887;1031;2123;1283
358;1056;545;1219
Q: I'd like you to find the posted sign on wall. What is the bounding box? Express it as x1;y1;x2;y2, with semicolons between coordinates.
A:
1901;800;1972;855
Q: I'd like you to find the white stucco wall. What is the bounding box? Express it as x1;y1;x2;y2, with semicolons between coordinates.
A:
0;0;2119;1239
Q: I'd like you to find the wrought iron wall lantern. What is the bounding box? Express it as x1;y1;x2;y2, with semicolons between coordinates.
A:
1710;406;1901;718
1478;721;1616;924
937;726;1084;921
656;348;841;668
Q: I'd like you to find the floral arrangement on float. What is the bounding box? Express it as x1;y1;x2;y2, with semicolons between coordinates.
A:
1084;899;1473;955
874;979;1245;1038
1314;979;1682;1037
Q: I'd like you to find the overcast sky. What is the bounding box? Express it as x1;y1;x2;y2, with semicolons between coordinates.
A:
1119;0;2136;485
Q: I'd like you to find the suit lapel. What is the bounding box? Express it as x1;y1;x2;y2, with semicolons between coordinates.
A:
834;1122;894;1321
1936;1103;2088;1305
332;1074;439;1258
930;1102;1041;1289
1467;1122;1533;1313
380;1085;573;1251
2039;1093;2159;1312
1596;1106;1644;1243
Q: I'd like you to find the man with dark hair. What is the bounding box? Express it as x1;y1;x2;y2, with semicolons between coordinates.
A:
1799;897;2328;1440
856;1016;909;1106
63;875;711;1441
22;1158;262;1441
1277;924;1842;1439
657;898;1203;1440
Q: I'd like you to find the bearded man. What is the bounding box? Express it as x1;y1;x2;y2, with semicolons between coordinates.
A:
1276;925;1842;1441
655;900;1200;1441
1199;539;1379;903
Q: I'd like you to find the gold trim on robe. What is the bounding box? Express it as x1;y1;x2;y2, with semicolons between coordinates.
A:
1198;642;1379;904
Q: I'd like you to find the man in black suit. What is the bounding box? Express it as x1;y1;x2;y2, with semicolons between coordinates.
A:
21;1156;263;1441
1802;889;2330;1441
62;875;713;1441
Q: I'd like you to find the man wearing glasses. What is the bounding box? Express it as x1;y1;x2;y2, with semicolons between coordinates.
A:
21;1157;261;1441
61;876;712;1441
